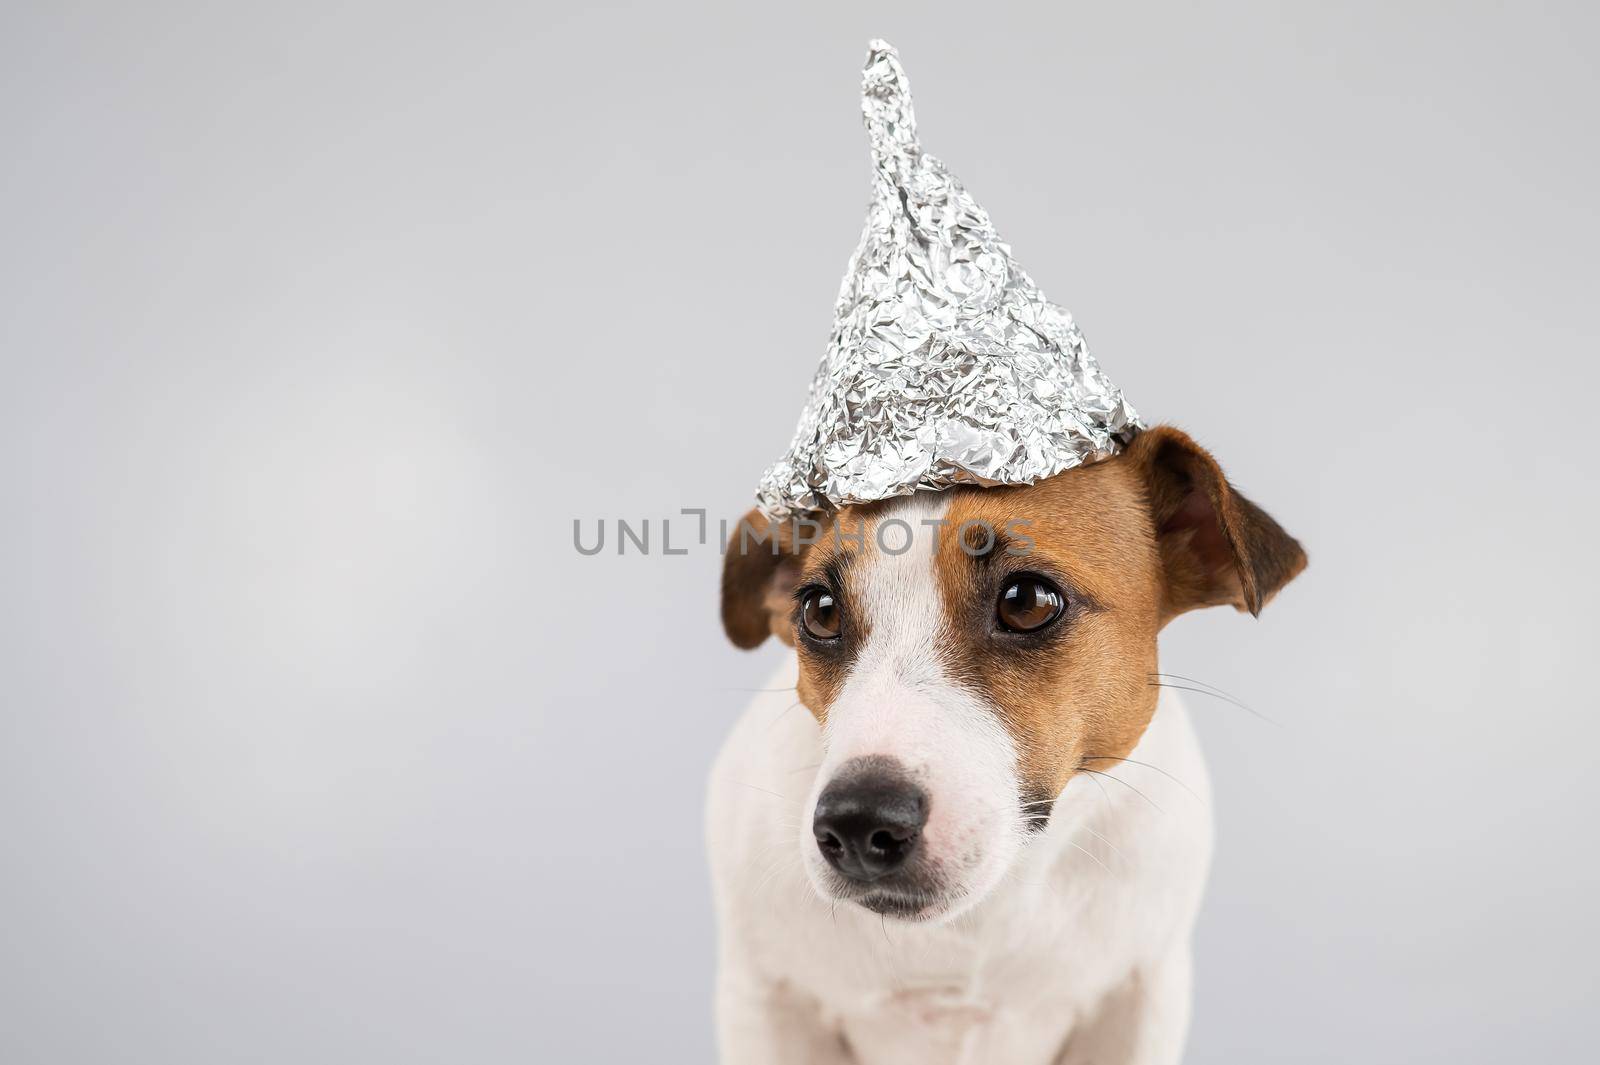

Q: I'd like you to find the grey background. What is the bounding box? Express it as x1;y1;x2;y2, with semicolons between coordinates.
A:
3;2;1596;1062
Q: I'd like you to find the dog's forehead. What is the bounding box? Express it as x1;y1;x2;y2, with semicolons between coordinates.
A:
796;494;948;632
942;463;1157;606
847;493;951;651
804;465;1151;599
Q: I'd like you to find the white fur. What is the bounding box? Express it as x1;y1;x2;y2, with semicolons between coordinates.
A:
707;496;1214;1064
800;495;1022;921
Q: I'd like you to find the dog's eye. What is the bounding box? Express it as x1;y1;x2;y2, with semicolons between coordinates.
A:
997;575;1066;633
800;587;843;640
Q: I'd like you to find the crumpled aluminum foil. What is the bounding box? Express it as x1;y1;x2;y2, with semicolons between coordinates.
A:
755;40;1141;518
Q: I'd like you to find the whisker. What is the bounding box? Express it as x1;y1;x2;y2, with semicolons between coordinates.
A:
766;699;806;730
1147;676;1280;727
1080;754;1205;804
748;859;789;899
1080;769;1113;807
1147;672;1238;699
1075;823;1129;864
1077;768;1164;813
728;779;800;803
1064;838;1112;875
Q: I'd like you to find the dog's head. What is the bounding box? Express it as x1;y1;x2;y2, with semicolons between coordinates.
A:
721;426;1306;922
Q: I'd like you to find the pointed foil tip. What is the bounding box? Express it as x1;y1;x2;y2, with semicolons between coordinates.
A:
861;40;919;163
754;44;1141;519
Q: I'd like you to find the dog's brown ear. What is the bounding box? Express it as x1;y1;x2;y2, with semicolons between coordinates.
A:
1125;425;1307;622
720;508;807;649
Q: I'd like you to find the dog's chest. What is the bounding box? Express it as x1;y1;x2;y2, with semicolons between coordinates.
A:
834;982;1075;1065
766;902;1103;1065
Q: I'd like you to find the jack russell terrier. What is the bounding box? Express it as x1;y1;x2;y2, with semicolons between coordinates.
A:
708;426;1306;1064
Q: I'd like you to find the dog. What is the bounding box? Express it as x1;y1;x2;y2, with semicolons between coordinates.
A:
707;425;1306;1064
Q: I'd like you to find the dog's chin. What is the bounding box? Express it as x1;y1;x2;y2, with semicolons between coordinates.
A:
804;845;1018;926
852;884;971;923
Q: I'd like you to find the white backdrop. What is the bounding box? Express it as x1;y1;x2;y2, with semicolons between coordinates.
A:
3;2;1596;1061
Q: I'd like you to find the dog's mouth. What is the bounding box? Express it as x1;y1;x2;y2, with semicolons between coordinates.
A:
817;868;959;922
855;887;940;919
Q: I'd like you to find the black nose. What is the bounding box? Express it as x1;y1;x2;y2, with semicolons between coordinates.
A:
812;757;928;883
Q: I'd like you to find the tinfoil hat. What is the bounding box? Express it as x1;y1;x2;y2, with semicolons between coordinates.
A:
756;41;1140;518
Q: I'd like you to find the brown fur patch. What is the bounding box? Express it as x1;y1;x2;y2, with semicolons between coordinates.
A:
1123;426;1309;620
719;426;1307;802
934;462;1165;803
786;503;905;724
720;508;800;650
